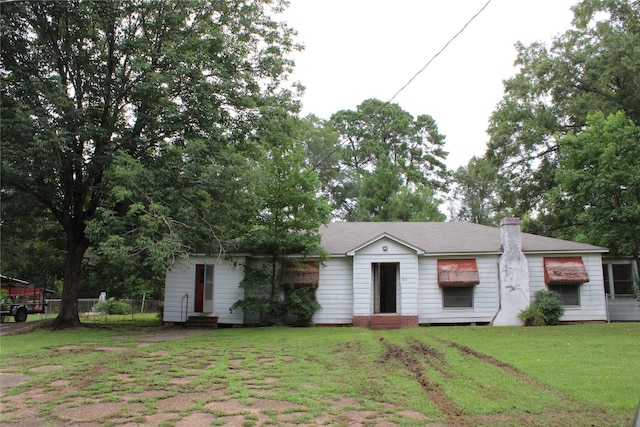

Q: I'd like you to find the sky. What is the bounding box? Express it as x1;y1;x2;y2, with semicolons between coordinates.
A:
279;0;579;170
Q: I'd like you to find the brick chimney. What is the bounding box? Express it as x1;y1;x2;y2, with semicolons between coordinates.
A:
492;218;530;326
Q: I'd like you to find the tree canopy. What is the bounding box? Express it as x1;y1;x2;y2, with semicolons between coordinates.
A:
486;0;640;220
449;156;505;226
556;111;640;270
328;98;448;221
1;0;301;327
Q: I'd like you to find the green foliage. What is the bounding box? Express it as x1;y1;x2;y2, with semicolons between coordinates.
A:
286;287;322;326
0;0;300;326
450;156;506;225
239;108;329;305
329;98;448;221
93;298;131;315
518;304;546;326
231;266;274;325
520;290;565;326
0;194;65;293
298;115;344;215
556;111;640;264
232;264;322;327
486;0;640;221
231;297;280;326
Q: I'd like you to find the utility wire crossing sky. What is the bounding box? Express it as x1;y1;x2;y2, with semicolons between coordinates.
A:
280;0;578;170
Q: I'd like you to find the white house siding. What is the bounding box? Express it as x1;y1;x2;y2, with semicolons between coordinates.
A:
527;253;607;322
607;299;640;321
313;257;353;324
163;256;245;324
418;255;500;324
352;237;419;316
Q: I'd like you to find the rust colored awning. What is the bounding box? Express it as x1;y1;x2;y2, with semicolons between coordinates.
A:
280;261;319;288
543;257;589;285
437;259;480;287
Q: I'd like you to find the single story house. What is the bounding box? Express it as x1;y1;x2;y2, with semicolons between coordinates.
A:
163;218;610;328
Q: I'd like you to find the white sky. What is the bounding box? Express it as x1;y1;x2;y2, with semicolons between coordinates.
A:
279;0;578;170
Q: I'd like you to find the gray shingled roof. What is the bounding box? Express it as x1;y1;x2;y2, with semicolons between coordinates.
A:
319;222;607;255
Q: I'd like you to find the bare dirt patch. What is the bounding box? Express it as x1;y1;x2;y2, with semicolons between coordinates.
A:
0;373;31;393
30;365;64;373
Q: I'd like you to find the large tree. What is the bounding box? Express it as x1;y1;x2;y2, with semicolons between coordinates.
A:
297;114;346;219
329;98;448;221
556;111;640;272
486;0;640;221
0;0;299;327
234;108;330;324
449;156;505;226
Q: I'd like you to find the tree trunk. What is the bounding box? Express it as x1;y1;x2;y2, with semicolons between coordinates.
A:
53;237;90;328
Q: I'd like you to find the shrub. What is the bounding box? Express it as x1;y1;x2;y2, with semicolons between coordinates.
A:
286;287;322;327
534;290;565;325
93;298;131;315
518;304;546;326
519;290;565;326
230;297;288;326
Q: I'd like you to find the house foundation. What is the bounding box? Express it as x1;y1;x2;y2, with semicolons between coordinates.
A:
353;314;419;330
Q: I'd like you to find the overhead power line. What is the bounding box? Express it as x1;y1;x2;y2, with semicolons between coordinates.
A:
387;0;493;105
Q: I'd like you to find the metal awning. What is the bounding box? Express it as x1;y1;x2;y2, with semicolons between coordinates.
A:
437;259;480;287
544;257;589;285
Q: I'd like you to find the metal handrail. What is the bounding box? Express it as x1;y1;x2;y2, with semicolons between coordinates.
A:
180;293;189;326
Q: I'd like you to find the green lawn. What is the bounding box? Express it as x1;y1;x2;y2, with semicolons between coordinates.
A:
0;321;638;426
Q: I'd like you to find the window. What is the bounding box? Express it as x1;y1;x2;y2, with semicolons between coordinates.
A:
543;257;588;306
603;263;635;298
549;284;580;306
203;265;214;301
442;286;473;308
437;259;479;309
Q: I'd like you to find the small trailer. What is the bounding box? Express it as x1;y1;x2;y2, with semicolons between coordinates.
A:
0;275;50;323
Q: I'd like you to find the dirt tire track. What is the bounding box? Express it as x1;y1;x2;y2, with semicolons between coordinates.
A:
378;337;467;426
405;337;450;377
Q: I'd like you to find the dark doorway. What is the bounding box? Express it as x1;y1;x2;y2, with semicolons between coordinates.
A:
373;263;398;313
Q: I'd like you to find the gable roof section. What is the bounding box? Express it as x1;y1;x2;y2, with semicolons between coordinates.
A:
319;222;607;256
345;233;425;256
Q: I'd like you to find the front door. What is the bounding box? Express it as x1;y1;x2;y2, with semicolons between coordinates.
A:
373;263;398;313
195;264;214;313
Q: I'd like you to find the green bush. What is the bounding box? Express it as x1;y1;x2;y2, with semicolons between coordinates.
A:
230;297;288;326
518;304;546;326
286;287;322;327
535;290;565;325
93;298;131;315
519;290;565;326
